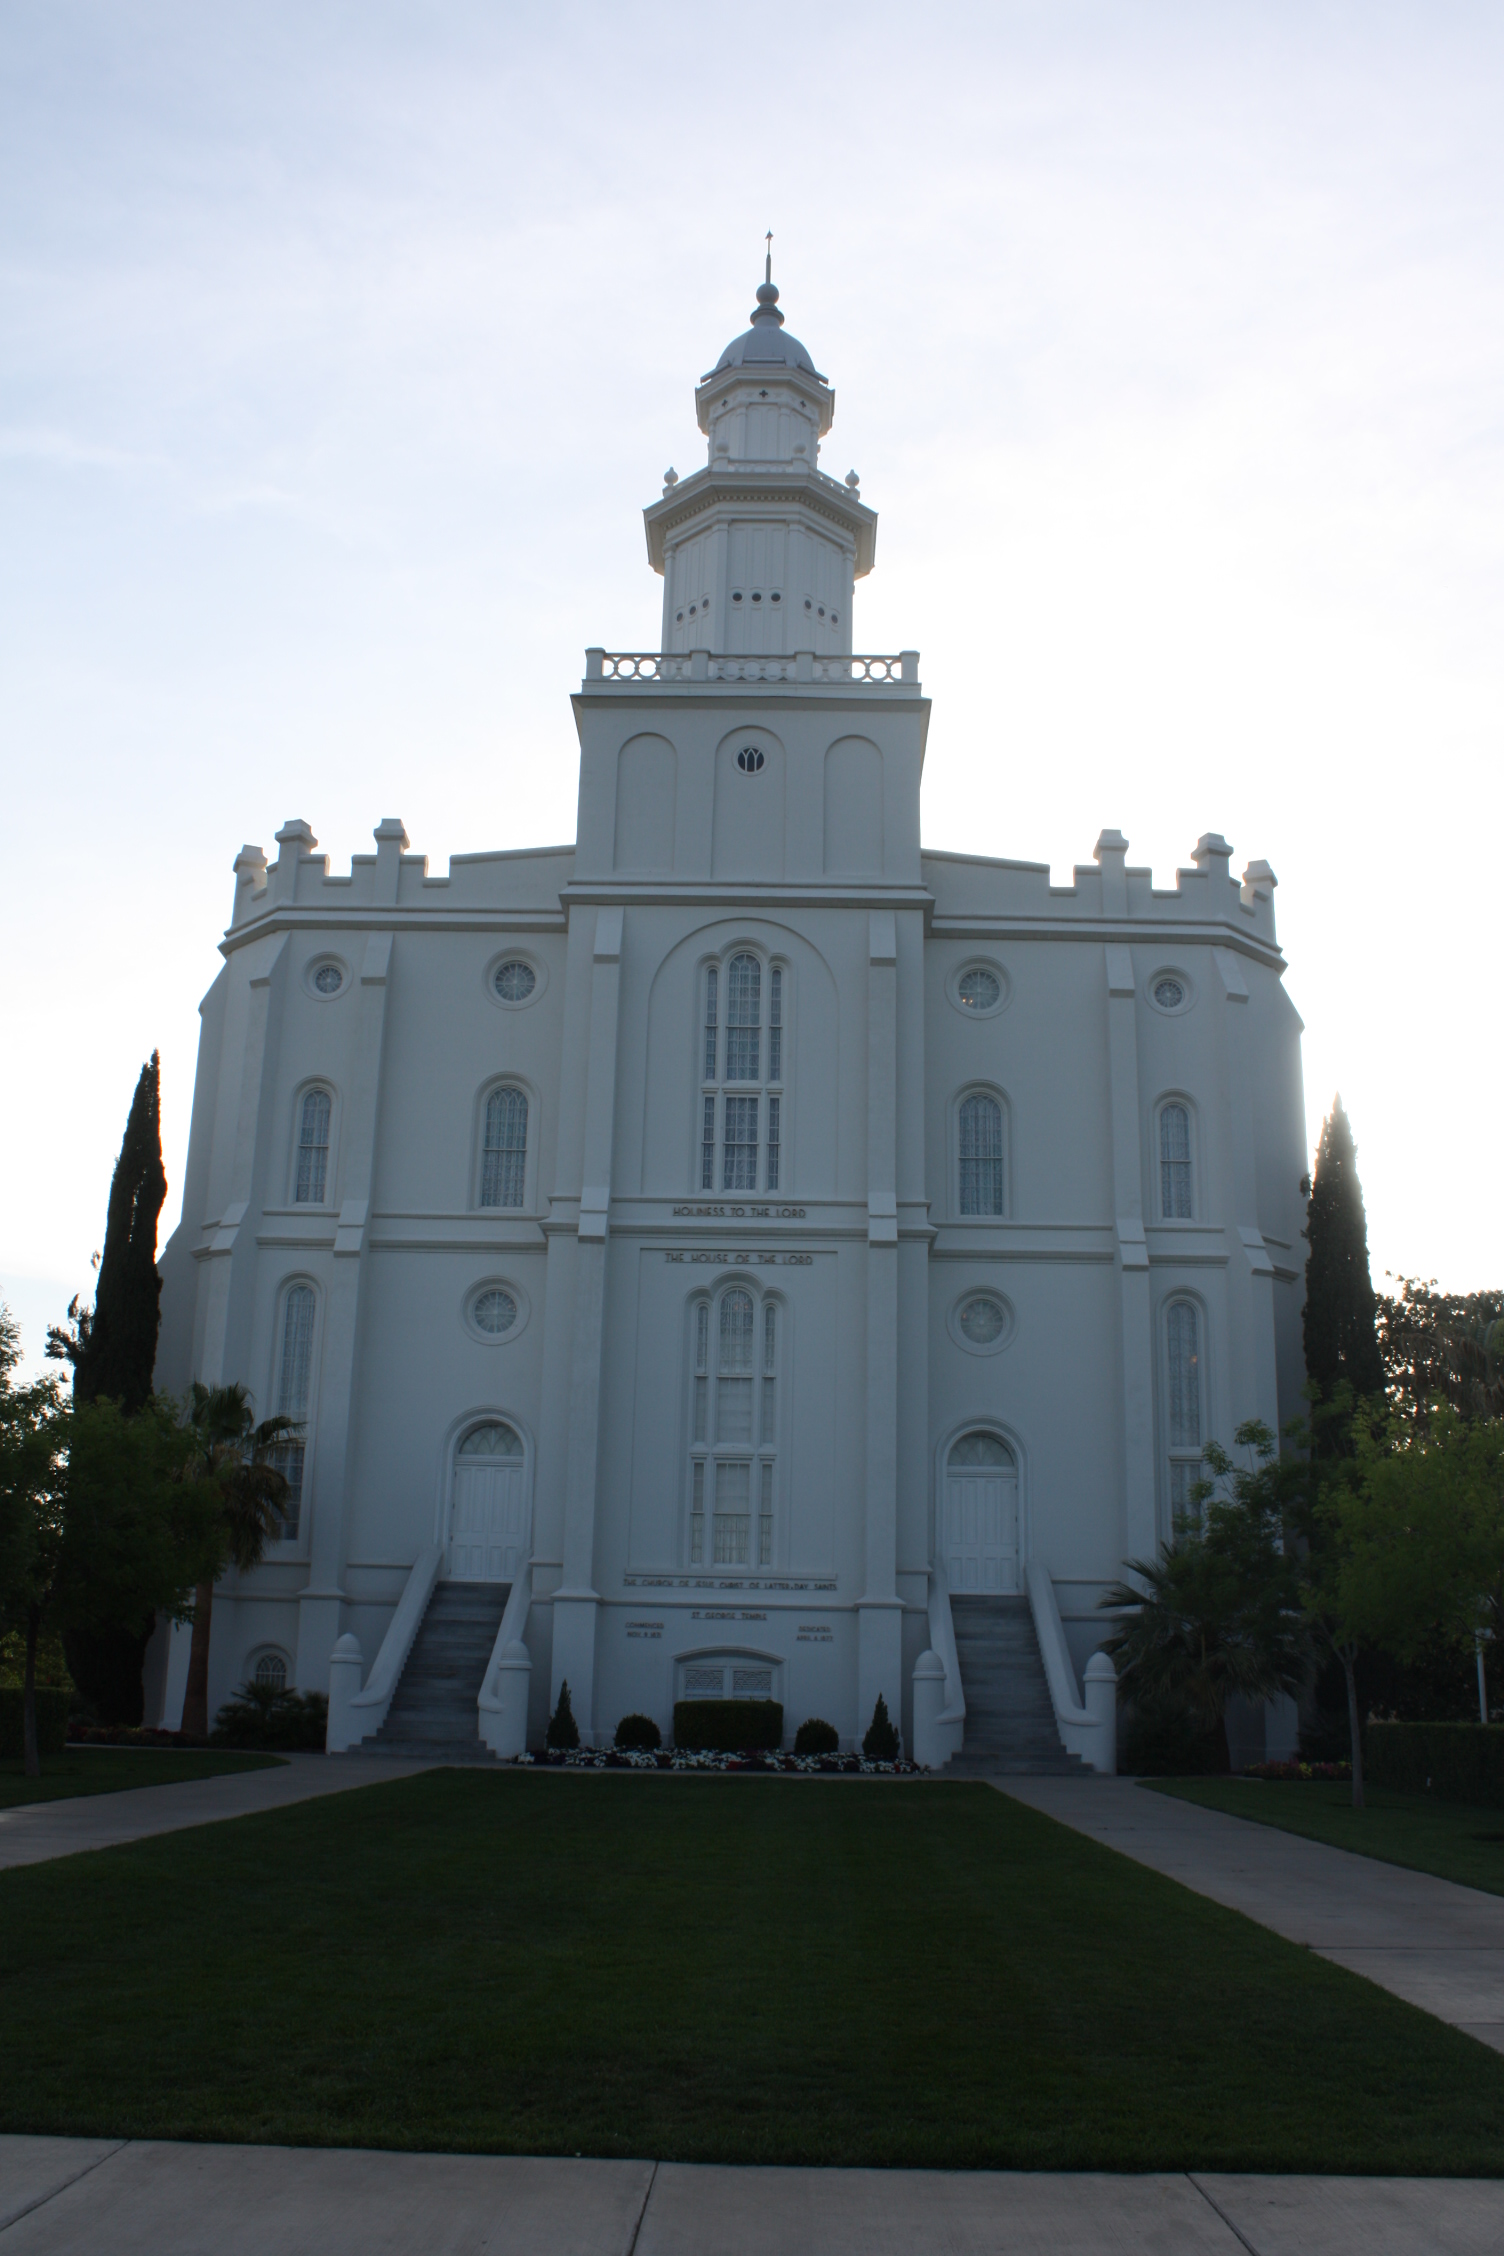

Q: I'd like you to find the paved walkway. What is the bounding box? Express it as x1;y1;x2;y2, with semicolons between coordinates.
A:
1001;1775;1504;2053
0;1753;431;1870
1;2139;1500;2254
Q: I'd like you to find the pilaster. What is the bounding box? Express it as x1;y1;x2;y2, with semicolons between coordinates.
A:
859;910;902;1738
296;928;393;1689
553;906;624;1741
1105;942;1158;1563
1213;945;1280;1434
198;931;289;1387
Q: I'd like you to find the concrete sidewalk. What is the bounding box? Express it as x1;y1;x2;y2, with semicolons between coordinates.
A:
0;1753;431;1870
1000;1775;1504;2052
2;2139;1502;2254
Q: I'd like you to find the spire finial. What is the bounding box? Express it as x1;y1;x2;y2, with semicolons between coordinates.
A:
765;230;773;286
752;233;784;326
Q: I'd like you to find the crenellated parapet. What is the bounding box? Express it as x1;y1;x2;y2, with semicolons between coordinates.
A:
227;817;575;934
924;826;1280;952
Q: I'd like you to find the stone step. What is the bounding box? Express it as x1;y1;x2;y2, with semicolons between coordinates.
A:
949;1594;1090;1774
373;1578;509;1755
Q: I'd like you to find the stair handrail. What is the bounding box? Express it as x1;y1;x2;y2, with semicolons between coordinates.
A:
346;1543;444;1741
928;1549;966;1729
1026;1561;1115;1773
477;1558;533;1758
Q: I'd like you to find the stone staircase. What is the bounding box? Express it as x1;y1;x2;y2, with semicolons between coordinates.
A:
946;1595;1089;1775
372;1580;509;1762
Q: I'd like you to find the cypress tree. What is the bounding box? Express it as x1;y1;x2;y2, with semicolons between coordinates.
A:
76;1052;167;1412
47;1054;168;1721
1303;1095;1384;1422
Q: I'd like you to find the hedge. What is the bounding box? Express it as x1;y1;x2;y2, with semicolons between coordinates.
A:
0;1687;70;1759
1366;1721;1504;1806
673;1698;783;1753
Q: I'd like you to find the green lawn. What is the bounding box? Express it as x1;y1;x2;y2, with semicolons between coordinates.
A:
1146;1776;1504;1897
0;1750;283;1808
1;1773;1501;2171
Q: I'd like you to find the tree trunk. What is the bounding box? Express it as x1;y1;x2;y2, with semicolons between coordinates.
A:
1342;1648;1365;1810
22;1605;41;1780
179;1581;215;1740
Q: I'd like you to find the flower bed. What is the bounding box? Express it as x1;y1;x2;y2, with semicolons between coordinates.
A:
520;1747;921;1775
69;1725;200;1748
1240;1760;1352;1782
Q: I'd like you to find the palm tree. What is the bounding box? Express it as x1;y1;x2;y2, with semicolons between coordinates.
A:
178;1383;295;1739
1101;1426;1309;1770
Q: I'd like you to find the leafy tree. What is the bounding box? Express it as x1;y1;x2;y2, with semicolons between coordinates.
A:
1376;1276;1504;1427
0;1307;69;1776
1328;1408;1504;1729
1101;1422;1309;1771
1303;1098;1384;1444
178;1384;295;1740
46;1052;170;1720
0;1308;213;1775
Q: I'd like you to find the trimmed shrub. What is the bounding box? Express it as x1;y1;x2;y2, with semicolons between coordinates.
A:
547;1680;581;1751
673;1698;783;1753
211;1683;329;1751
615;1712;661;1751
794;1716;839;1756
0;1686;69;1760
1367;1721;1504;1806
862;1694;900;1762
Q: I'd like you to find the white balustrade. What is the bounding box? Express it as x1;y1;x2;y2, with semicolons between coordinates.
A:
588;650;919;687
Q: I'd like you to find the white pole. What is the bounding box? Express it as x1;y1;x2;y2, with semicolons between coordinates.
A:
1477;1632;1489;1726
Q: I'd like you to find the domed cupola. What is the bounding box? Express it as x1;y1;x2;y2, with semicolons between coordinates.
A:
642;256;877;660
711;279;824;379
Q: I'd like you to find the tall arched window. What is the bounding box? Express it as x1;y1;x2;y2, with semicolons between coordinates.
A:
958;1093;1004;1216
480;1087;528;1209
294;1088;331;1205
1165;1299;1203;1520
688;1287;778;1569
1159;1102;1193;1219
272;1283;316;1540
699;952;784;1193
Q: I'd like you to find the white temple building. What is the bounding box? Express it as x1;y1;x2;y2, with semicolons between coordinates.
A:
149;271;1308;1767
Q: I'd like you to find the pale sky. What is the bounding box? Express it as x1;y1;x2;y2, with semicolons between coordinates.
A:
3;2;1500;1377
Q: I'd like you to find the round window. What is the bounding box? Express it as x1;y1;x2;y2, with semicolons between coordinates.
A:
494;961;536;1003
737;745;766;774
959;1296;1007;1345
1153;977;1186;1011
958;968;1000;1012
471;1288;518;1337
312;963;343;996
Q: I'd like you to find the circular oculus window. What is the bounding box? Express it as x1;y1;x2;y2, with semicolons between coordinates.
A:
951;1290;1015;1355
471;1286;518;1337
308;959;346;998
1151;974;1190;1012
736;744;765;773
950;961;1008;1017
494;960;536;1003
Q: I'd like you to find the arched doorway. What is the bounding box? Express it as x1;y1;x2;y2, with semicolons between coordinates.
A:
449;1421;529;1582
944;1431;1019;1593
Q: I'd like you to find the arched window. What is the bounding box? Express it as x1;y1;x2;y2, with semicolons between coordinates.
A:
688;1288;778;1569
253;1652;287;1693
294;1088;331;1205
698;952;784;1193
1165;1299;1203;1520
480;1087;528;1209
944;1430;1020;1593
958;1093;1004;1216
272;1283;316;1540
1159;1103;1193;1219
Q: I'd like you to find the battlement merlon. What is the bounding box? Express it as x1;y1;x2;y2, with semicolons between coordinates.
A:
922;827;1280;954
